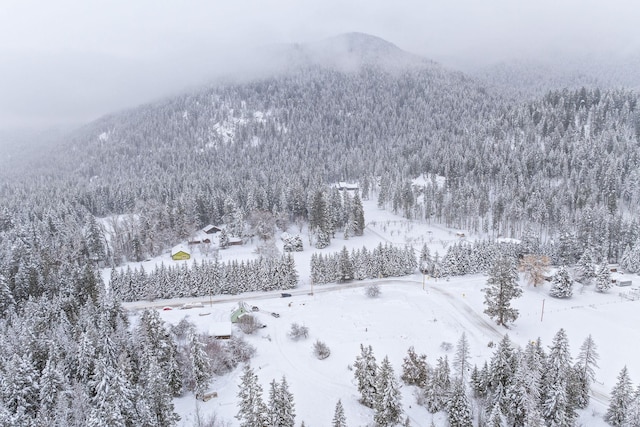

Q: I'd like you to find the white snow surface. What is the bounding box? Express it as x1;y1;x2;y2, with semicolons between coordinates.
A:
119;199;639;426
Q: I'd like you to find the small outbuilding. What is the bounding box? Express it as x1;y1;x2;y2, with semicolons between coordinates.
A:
171;245;191;261
229;237;243;246
208;322;232;339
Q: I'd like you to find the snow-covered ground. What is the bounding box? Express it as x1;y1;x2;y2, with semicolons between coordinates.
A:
120;199;640;426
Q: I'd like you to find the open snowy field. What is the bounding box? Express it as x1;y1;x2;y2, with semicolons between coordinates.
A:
125;269;640;426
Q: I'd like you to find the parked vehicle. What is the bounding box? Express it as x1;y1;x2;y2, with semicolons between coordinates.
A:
271;312;280;318
251;306;260;312
281;293;292;298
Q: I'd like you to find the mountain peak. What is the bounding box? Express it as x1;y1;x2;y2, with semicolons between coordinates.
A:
325;32;403;55
298;32;431;72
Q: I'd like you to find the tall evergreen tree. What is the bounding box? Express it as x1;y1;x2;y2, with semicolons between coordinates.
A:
188;328;212;396
338;246;354;282
483;257;522;327
236;365;269;427
595;263;612;293
605;366;633;426
424;355;451;413
352;192;365;236
626;385;640;427
447;380;473;427
268;376;295;427
374;356;403;427
0;273;15;314
454;332;471;383
401;346;428;387
353;344;377;408
573;334;599;409
549;266;573;298
542;329;576;427
332;399;347;427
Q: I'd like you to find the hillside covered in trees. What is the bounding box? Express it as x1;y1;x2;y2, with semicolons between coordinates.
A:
1;32;640;425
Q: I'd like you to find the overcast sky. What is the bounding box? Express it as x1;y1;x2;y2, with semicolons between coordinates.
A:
1;0;639;130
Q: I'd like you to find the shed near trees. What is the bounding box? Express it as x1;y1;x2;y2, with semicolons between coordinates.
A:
171;245;191;261
208;322;232;339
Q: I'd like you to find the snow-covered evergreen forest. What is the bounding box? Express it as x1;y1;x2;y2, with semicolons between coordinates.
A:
2;33;640;425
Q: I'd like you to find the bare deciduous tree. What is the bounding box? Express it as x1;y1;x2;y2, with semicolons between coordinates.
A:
518;254;550;287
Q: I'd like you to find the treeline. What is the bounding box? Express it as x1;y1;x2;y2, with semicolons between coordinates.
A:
437;240;521;277
310;243;417;285
110;255;298;302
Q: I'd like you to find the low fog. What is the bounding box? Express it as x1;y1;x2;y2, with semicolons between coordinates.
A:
1;0;639;131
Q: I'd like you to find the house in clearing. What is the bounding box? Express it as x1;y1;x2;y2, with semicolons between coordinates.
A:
335;182;359;191
171;245;191;261
203;224;223;234
230;302;250;323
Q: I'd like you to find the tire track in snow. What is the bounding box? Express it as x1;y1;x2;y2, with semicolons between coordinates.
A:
427;285;504;341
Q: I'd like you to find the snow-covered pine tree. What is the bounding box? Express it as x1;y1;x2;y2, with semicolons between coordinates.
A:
85;214;107;263
424;355;452;413
549;266;573;298
483;256;522;327
504;354;540;427
486;400;505;427
488;335;517;395
604;366;634;426
595;263;612;293
344;212;354;240
332;399;347;427
138;355;180;426
315;228;331;249
267;376;296;427
136;308;183;396
401;346;429;387
620;244;633;272
419;243;434;275
447;380;473;427
626;385;640;427
188;328;212;396
352;192;365;236
470;362;490;399
219;228;230;249
542;328;576;427
454;332;471;383
573;334;599;409
374;356;403;427
338;246;354;282
353;344;378;408
576;248;596;283
37;355;65;418
283;254;299;289
236;365;269;427
0;272;15;316
88;353;136;427
352;248;367;280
